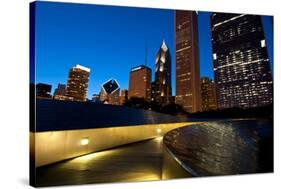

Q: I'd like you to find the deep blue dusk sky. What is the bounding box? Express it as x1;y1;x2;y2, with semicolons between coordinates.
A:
34;1;273;98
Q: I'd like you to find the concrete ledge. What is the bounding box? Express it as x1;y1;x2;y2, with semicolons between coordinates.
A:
31;122;200;167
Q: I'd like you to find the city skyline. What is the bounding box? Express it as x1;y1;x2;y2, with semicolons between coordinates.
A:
34;2;273;98
30;2;274;187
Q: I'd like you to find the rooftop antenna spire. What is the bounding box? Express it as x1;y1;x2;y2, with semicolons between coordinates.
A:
145;40;148;66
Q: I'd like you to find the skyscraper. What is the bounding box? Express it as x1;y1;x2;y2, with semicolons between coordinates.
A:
152;40;172;105
92;94;101;103
201;77;217;111
66;64;90;102
211;13;273;109
120;89;128;105
53;83;66;100
128;65;151;101
36;83;52;99
99;79;120;105
175;10;201;113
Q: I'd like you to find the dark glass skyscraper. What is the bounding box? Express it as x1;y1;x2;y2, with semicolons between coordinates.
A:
175;10;201;113
211;13;273;109
99;79;120;105
66;64;90;102
151;40;172;105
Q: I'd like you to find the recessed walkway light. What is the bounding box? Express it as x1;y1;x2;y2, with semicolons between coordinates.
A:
80;138;89;146
157;128;162;134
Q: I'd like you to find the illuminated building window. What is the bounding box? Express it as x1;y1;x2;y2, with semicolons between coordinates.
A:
159;64;164;72
213;53;217;60
261;39;266;47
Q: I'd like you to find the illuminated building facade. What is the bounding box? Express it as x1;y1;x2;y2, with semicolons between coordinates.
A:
175;10;201;113
211;13;273;109
150;81;157;103
99;79;120;105
201;77;217;111
53;83;66;100
36;83;52;99
66;64;90;102
128;65;151;101
120;89;128;105
152;40;172;105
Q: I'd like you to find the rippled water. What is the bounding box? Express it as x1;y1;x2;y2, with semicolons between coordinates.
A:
164;119;273;176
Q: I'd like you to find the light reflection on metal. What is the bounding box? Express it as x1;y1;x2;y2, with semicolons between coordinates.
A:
72;150;118;163
155;136;163;142
73;153;95;162
164;120;273;176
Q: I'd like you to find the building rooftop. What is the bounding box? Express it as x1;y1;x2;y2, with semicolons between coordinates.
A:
161;40;168;52
74;64;90;72
102;79;120;94
130;65;151;72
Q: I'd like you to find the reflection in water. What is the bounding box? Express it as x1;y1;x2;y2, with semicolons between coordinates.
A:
164;119;273;176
